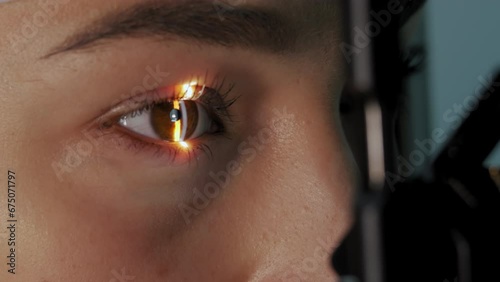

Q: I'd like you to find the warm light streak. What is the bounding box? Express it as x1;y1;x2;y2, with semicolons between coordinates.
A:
181;81;198;100
173;100;181;142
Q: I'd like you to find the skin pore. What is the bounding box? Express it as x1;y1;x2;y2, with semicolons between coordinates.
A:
0;0;354;281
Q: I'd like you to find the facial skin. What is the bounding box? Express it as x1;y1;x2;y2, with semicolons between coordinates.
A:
0;0;354;281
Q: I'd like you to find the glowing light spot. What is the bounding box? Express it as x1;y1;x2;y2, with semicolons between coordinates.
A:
181;81;198;100
173;100;181;142
180;142;190;149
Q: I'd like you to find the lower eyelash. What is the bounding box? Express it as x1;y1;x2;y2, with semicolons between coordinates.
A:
100;125;216;165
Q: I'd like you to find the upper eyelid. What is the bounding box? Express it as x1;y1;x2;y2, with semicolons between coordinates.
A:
99;73;221;114
94;87;170;128
90;70;235;127
94;81;233;129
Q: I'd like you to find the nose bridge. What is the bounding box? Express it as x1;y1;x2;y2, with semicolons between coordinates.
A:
258;93;351;192
237;95;353;280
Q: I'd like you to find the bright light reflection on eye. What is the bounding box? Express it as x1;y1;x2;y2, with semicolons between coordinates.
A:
173;100;181;142
118;82;212;144
181;81;197;99
177;81;205;100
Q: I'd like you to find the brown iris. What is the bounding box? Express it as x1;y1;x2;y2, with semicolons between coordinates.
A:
150;100;200;142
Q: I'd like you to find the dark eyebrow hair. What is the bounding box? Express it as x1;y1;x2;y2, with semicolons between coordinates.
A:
43;0;300;59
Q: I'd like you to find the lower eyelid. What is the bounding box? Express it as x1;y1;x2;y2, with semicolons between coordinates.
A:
92;124;215;166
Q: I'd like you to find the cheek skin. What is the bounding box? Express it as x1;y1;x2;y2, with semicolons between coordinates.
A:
0;96;352;282
151;76;354;280
0;67;353;281
0;72;353;282
0;0;352;281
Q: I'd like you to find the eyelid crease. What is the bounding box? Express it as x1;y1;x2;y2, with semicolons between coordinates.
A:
97;72;221;119
94;74;237;133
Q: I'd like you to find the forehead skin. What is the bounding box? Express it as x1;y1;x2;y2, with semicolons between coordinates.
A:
0;0;344;103
0;0;340;58
0;0;345;119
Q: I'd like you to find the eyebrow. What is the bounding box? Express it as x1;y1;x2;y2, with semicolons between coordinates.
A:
43;0;300;59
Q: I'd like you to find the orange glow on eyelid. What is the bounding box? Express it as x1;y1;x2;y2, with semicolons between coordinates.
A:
175;81;199;100
170;81;203;143
173;100;181;142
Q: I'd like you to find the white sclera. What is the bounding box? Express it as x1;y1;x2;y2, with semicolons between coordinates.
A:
119;113;160;139
119;101;212;141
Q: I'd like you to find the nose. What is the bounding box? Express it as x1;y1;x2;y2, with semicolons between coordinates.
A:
240;85;355;281
170;73;356;282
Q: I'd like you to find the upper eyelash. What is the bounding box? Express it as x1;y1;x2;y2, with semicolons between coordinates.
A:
98;73;240;131
121;81;238;133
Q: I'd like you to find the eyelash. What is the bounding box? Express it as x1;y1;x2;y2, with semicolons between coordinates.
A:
127;77;237;126
97;75;239;164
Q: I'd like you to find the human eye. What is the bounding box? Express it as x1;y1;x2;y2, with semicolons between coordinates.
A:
120;97;212;144
95;76;238;163
119;83;221;143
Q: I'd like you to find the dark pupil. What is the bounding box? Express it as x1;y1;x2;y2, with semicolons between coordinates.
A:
170;109;181;122
150;101;199;141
